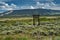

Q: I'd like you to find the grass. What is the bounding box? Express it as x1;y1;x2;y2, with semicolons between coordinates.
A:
0;16;60;40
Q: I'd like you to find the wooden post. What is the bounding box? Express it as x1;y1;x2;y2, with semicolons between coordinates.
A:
33;15;40;26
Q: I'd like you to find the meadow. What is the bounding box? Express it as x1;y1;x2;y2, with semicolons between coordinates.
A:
0;16;60;40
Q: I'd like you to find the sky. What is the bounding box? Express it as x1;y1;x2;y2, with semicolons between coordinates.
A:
0;0;60;13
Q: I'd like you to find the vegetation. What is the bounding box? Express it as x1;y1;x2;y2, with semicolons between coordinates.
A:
0;16;60;40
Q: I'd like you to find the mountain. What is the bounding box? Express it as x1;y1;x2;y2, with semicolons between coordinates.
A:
0;8;60;17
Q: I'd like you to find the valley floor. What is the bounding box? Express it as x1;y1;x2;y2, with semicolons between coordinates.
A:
0;16;60;40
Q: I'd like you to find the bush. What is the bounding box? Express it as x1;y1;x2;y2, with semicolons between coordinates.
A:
4;37;13;40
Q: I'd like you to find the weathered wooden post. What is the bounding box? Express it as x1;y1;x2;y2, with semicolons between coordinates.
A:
33;15;40;26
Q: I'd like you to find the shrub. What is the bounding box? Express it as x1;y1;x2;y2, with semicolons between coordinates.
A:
4;37;13;40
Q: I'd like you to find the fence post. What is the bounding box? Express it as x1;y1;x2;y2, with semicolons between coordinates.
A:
33;15;40;26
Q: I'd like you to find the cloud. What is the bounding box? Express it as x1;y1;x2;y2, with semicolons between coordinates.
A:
20;5;35;9
30;6;35;9
46;0;54;1
0;1;60;12
33;0;40;2
35;1;58;9
0;2;19;10
50;7;60;10
20;1;60;10
33;0;54;2
0;0;13;2
34;2;50;9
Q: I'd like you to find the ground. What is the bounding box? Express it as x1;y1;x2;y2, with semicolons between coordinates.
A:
0;16;60;40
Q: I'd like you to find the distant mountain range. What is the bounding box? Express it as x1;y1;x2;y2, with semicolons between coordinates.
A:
0;8;60;17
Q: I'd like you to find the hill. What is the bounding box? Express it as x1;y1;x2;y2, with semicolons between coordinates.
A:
0;8;60;17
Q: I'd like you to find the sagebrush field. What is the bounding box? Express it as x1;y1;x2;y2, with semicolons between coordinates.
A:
0;16;60;40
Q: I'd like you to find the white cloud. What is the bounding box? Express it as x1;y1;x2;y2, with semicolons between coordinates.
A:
20;2;60;10
0;0;13;2
50;7;60;10
33;0;54;2
20;5;35;9
0;2;19;10
34;2;51;9
45;0;53;2
30;6;35;9
34;2;60;10
0;1;60;11
50;2;56;6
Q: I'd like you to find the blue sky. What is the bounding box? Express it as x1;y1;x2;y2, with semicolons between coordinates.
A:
54;0;60;4
0;0;60;5
0;0;60;13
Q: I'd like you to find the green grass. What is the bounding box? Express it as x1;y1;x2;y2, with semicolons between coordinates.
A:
0;16;59;40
